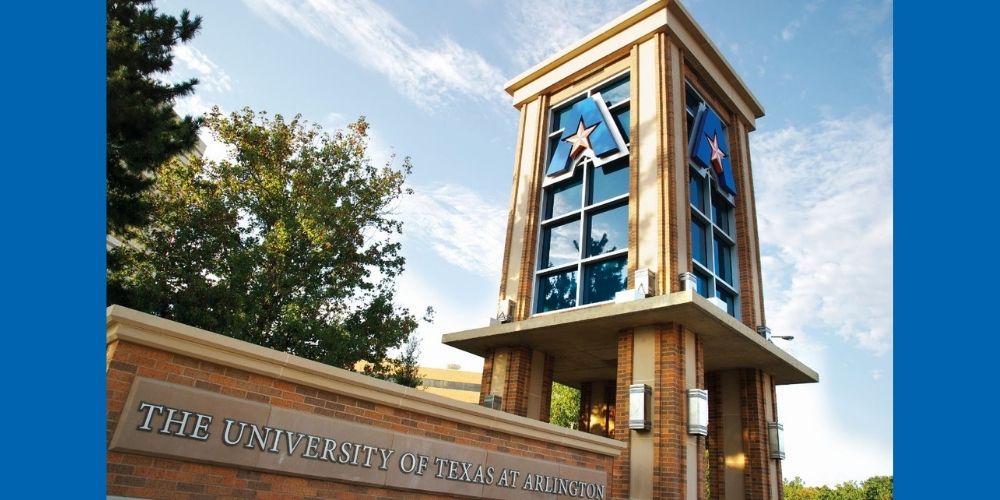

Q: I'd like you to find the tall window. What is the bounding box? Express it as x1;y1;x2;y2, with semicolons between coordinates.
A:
686;84;739;317
534;75;631;314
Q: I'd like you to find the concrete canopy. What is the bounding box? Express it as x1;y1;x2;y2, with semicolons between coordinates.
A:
442;291;818;386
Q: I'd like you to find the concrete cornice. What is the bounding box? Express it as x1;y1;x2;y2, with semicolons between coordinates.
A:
106;305;625;457
442;291;818;386
503;0;764;126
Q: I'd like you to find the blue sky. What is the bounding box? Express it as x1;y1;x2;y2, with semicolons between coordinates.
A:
156;0;893;487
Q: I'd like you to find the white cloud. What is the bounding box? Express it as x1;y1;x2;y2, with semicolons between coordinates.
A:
753;114;893;356
781;20;800;42
778;381;893;485
878;46;893;96
506;0;636;69
172;93;212;118
172;45;233;93
243;0;506;110
398;184;507;282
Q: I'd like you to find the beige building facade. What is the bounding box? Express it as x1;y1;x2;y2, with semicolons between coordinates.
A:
443;1;818;499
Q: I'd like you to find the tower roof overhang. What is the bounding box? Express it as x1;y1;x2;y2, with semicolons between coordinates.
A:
504;0;765;129
442;291;818;386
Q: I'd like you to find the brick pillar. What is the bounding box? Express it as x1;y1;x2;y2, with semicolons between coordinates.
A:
478;348;495;405
652;324;686;499
538;353;555;423
611;330;633;499
740;368;771;500
502;346;533;417
706;372;725;500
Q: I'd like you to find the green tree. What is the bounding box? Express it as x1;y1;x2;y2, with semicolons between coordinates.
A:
107;0;202;236
380;334;424;388
108;107;425;373
549;382;581;428
784;476;892;500
861;476;892;500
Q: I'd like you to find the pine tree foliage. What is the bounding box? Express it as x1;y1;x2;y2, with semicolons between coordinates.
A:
108;107;424;372
107;0;202;236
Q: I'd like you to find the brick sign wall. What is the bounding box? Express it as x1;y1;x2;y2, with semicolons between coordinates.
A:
106;306;622;499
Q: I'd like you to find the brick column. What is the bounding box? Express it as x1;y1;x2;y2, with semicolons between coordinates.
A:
538;353;555;423
652;324;686;499
740;368;771;500
503;346;533;417
706;372;725;500
611;330;634;499
478;348;495;405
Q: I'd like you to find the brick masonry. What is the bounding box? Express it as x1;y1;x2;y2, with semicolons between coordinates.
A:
705;372;725;500
502;346;533;417
610;330;633;499
740;368;772;500
107;340;614;500
479;348;495;405
652;324;686;499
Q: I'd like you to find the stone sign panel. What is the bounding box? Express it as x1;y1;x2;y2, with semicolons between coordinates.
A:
110;378;608;499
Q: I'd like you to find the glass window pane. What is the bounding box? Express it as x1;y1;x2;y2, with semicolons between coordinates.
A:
694;271;709;297
692;221;707;265
554;96;586;132
590;157;629;204
597;78;630;107
541;219;581;269
545;175;582;219
712;194;731;234
716;288;736;316
685;85;703;116
587;203;628;257
690;172;706;212
714;237;732;284
583;256;628;304
612;107;630;142
547;135;561;165
537;269;578;312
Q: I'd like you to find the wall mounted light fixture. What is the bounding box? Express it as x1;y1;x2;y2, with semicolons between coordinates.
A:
628;384;651;431
687;389;709;436
768;422;785;460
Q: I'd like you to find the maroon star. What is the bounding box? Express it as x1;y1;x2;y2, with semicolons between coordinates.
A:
706;131;726;175
564;119;599;159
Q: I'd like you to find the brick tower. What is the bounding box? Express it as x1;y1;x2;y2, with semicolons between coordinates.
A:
443;1;818;499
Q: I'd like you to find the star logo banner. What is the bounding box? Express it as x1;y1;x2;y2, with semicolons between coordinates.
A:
690;106;737;196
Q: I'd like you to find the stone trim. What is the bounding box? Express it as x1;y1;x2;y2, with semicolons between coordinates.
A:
106;305;624;457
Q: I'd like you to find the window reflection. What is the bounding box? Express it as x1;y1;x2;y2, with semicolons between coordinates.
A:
542;219;581;269
545;176;583;219
692;221;707;265
714;236;732;284
590;158;629;204
690;174;706;213
597;78;630;107
584;256;628;304
587;204;628;258
612;108;630;142
538;270;578;312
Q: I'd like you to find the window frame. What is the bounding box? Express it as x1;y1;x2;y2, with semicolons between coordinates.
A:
532;71;632;315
